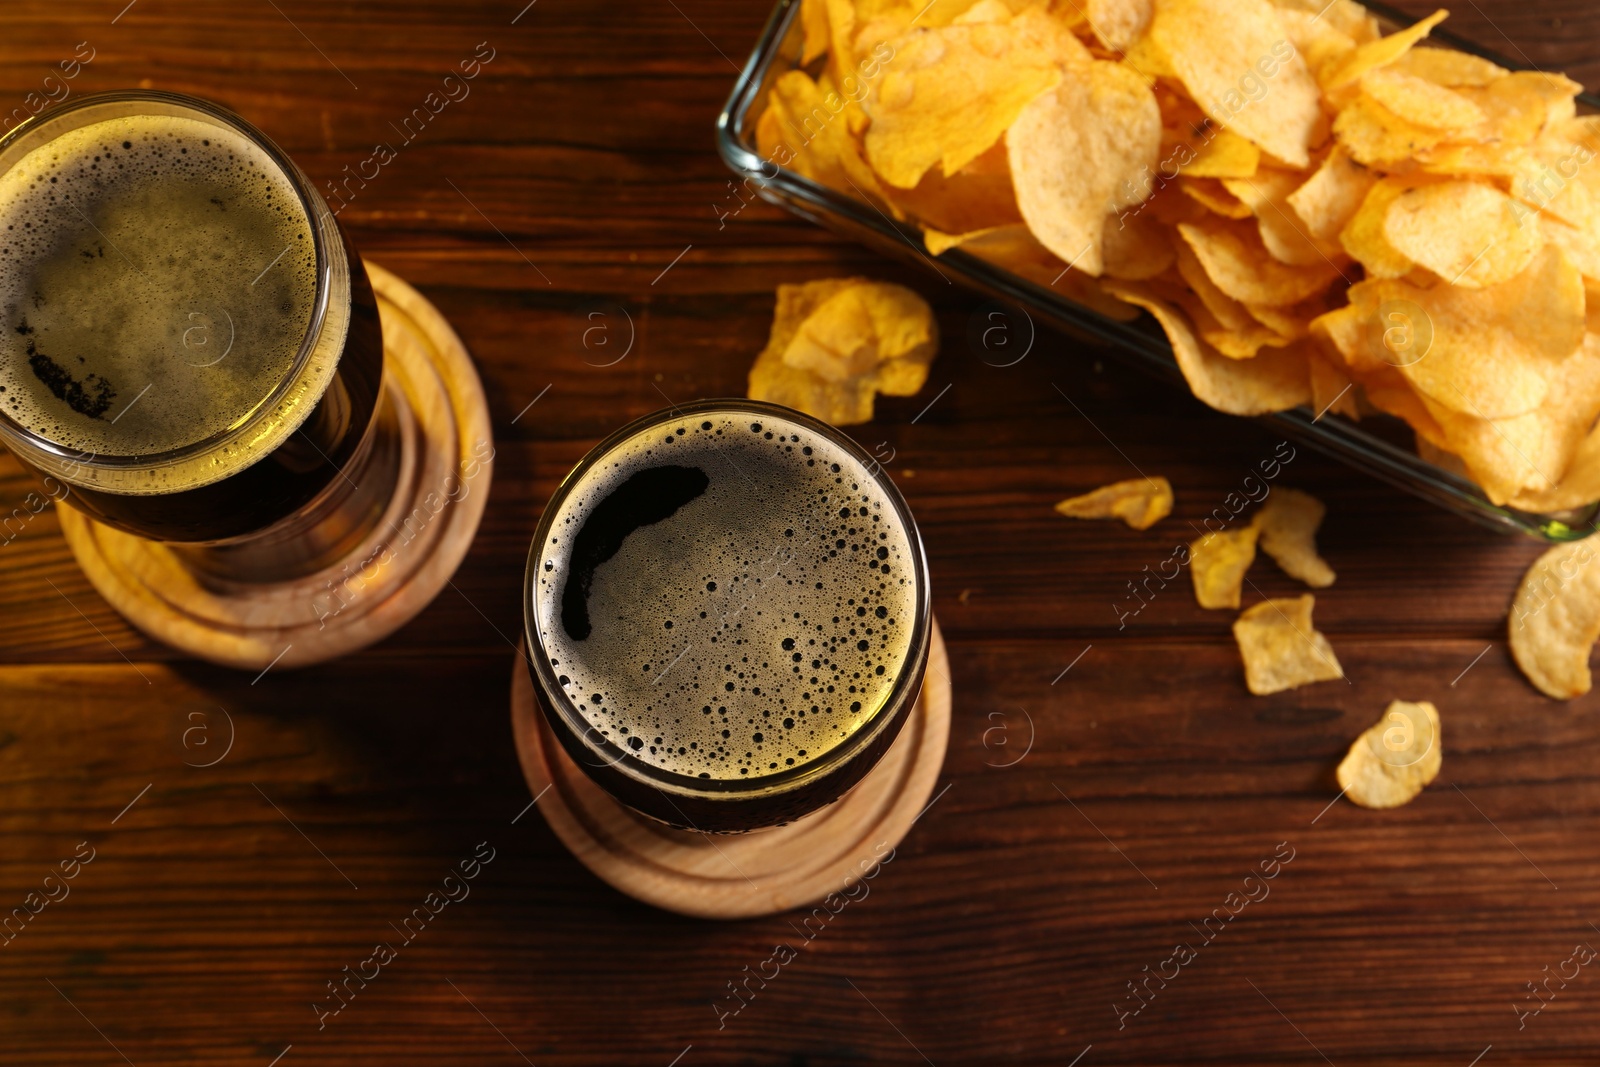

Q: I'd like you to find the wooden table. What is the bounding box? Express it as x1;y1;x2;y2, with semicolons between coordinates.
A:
2;1;1598;1063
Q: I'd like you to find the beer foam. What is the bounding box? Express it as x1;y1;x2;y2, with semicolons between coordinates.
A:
532;412;920;782
0;112;318;467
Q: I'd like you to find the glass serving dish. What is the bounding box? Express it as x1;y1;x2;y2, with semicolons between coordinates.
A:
716;0;1600;542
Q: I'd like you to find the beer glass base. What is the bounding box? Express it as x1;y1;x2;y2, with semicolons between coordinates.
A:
55;262;493;671
509;619;952;920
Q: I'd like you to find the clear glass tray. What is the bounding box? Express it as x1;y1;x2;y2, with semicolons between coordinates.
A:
716;0;1600;542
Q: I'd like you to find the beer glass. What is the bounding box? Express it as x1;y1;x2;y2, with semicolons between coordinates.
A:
0;90;389;576
523;399;932;832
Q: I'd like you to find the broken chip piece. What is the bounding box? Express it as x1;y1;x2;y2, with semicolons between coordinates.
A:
1336;700;1442;809
1509;539;1600;700
748;277;938;426
1252;487;1336;588
1190;524;1261;610
1232;594;1344;694
1055;476;1173;530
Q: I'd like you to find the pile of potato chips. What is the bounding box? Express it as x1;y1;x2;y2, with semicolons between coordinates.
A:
757;0;1600;510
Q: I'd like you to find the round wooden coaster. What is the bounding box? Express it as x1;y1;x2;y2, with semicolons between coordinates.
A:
510;619;952;920
57;261;493;671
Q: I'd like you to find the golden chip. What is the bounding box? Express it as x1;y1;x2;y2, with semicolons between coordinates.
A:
1179;127;1262;179
1332;95;1449;167
1339;177;1420;279
1382;180;1543;288
1336;701;1442;809
884;140;1023;235
1180;177;1255;219
1146;0;1322;168
1253;487;1336;587
1309;353;1361;419
1190;524;1261;609
1391;45;1506;87
1054;476;1174;530
1510;539;1600;699
1359;67;1486;130
1320;8;1447;90
1288;145;1377;243
1105;282;1313;414
1101;212;1175;280
1232;594;1345;694
863;21;1061;189
1349;246;1584;420
1223;169;1347;266
751;277;938;425
1084;0;1151;53
1177;216;1343;306
1007;59;1161;275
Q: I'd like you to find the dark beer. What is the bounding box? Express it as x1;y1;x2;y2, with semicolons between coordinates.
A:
524;401;931;832
0;92;381;542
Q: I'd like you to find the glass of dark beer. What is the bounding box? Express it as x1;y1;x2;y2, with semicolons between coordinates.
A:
0;91;387;574
523;399;932;833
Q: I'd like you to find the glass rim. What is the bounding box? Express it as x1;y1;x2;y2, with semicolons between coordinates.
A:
522;397;933;804
0;88;334;472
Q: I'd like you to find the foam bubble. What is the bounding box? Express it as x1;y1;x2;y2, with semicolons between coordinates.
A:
533;412;919;782
0;112;317;464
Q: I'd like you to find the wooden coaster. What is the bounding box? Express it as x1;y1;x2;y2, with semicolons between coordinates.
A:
511;619;952;920
57;261;493;671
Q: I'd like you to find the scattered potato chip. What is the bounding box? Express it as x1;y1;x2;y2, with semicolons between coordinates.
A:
1008;59;1161;274
1232;594;1345;694
749;277;938;425
1055;476;1173;530
1336;700;1442;809
1147;0;1322;168
1510;539;1600;700
863;21;1062;188
1189;524;1261;610
1253;487;1336;587
1382;180;1543;288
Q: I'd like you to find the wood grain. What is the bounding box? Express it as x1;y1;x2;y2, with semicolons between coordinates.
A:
1;1;1599;1063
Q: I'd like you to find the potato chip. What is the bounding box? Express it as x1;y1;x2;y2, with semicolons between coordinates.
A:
1509;539;1600;699
800;0;833;64
1190;524;1260;609
1252;487;1336;587
1146;0;1322;168
751;277;938;425
1180;177;1254;219
766;70;890;205
1420;332;1600;503
1105;282;1312;413
1101;212;1175;280
1332;95;1450;167
1085;0;1151;53
1382;180;1543;288
1359;68;1486;130
1507;140;1599;234
1320;8;1447;91
1359;366;1450;448
1351;246;1585;420
1336;701;1442;809
1414;140;1531;178
1233;594;1344;694
1509;417;1600;513
1391;45;1506;88
1055;476;1173;530
1339;177;1419;278
1309;353;1361;419
1288;146;1377;243
1180;127;1262;179
1177;216;1344;306
1271;0;1378;45
883;140;1023;235
1452;72;1579;148
1223;170;1347;267
1271;8;1358;86
1177;289;1289;358
1008;59;1161;275
863;21;1061;188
